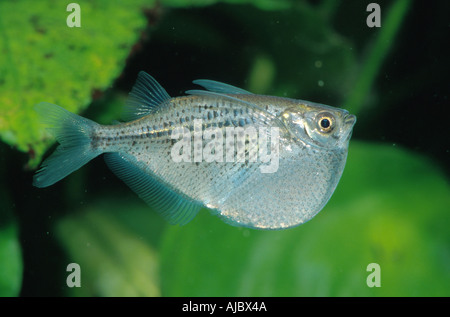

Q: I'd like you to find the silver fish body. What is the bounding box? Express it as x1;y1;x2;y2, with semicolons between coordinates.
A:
34;71;356;230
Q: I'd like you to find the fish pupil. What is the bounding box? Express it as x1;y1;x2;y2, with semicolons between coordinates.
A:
320;118;330;129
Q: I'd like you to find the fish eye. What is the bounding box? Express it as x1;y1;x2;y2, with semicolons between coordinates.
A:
317;113;334;133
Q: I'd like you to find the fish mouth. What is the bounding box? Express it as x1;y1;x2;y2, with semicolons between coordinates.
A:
343;114;356;142
344;114;357;127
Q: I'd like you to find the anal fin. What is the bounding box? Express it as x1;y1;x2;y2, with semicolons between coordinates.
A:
104;152;201;225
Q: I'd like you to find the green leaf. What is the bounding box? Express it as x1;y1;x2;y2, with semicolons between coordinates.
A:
56;204;161;297
0;188;23;297
0;223;23;296
0;0;154;168
160;141;450;296
0;176;23;297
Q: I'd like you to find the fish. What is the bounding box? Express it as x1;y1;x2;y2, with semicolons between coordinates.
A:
33;71;356;230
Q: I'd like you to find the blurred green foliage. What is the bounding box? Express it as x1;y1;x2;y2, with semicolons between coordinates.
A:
57;207;160;296
0;0;448;297
0;187;22;296
0;224;22;296
0;0;153;168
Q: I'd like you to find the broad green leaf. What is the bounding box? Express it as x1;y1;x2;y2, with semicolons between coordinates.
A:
160;142;450;296
0;0;154;168
0;223;23;297
0;188;23;296
56;206;161;297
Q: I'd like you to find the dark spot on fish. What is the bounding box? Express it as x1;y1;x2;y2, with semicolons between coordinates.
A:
132;141;137;146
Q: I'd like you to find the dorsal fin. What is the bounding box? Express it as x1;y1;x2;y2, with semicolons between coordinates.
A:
192;79;253;95
124;71;171;121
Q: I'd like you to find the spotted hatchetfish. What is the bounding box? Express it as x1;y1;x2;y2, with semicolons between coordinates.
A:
33;71;356;229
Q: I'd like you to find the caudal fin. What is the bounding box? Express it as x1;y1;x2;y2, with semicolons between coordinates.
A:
33;102;102;188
